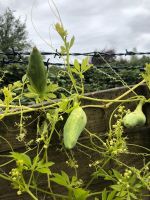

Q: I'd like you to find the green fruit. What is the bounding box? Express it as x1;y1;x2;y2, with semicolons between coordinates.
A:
27;47;47;96
123;101;146;128
63;107;87;149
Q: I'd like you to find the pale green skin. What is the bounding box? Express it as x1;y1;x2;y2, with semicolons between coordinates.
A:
123;101;146;128
63;107;87;149
27;47;47;96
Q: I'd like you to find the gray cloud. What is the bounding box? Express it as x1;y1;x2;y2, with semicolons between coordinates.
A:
1;0;150;52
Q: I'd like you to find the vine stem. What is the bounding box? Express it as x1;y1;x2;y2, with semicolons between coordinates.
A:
30;185;69;199
80;80;145;108
87;191;103;198
26;189;38;200
79;95;144;103
105;79;145;108
85;157;111;189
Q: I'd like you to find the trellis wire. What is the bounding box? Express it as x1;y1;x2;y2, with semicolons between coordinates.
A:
0;48;148;69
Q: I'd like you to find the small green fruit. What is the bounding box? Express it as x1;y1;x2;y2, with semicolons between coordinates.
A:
123;101;146;128
63;107;87;149
27;47;47;96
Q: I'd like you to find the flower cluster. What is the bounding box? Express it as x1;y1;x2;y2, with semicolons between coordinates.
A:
9;168;23;195
104;106;128;156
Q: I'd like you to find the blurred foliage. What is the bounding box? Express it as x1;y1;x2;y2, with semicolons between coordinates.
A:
0;8;31;55
0;7;31;93
1;50;150;94
48;53;150;94
0;63;27;87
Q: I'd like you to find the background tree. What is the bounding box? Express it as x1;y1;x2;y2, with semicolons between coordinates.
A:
91;49;116;66
0;8;31;53
0;8;31;87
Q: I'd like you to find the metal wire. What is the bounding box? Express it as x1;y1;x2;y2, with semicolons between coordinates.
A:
0;48;149;68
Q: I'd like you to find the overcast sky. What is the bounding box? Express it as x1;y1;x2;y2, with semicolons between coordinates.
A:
0;0;150;54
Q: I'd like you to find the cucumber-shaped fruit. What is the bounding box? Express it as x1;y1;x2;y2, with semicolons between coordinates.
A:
27;47;47;96
123;101;146;128
63;107;87;149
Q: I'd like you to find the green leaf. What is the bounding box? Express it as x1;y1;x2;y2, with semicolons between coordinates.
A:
24;92;38;98
39;120;48;134
61;45;66;53
118;191;127;197
110;184;122;191
79;73;84;79
71;68;79;74
33;155;39;165
61;171;70;184
10;152;31;167
71;176;78;185
129;193;137;199
51;176;68;187
36;167;51;174
50;171;70;187
134;183;142;189
142;63;150;89
112;169;122;180
59;99;69;112
128;174;137;185
46;84;58;93
81;57;88;70
74;59;80;72
27;84;36;93
22;74;27;82
108;190;117;200
102;188;107;200
69;36;75;49
36;159;54;169
73;188;89;200
41;162;54;168
80;57;93;73
46;93;56;99
12;81;23;90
